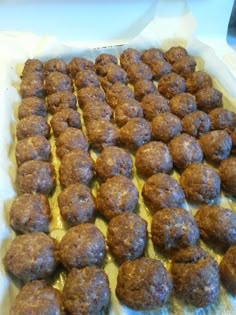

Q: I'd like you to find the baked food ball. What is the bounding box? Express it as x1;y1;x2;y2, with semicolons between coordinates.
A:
9;193;51;233
230;131;236;155
172;55;196;78
169;92;197;118
105;81;134;108
18;96;47;119
15;135;51;166
220;245;236;295
158;72;186;99
151;112;182;143
4;232;58;282
59;223;105;270
219;157;236;196
171;246;219;307
168;133;203;169
56;127;89;158
209;107;236;130
86;120;119;151
47;90;77;114
75;69;99;90
120;48;141;70
195;87;222;113
16;115;50;140
67;57;94;77
50;108;81;137
182;110;211;137
114;98;143;127
180;163;221;203
62;267;110;315
133;79;156;101
186;70;213;94
127;62;152;84
43;58;67;76
116;257;172;310
45;71;73;95
135;141;173;177
95;53;118;75
20;75;44;98
107;213;147;263
59;148;94;187
119;118;151;149
164;46;188;64
22;59;43;78
83;101;112;125
141;93;170;121
151;208;199;252
16;160;56;195
58;183;95;226
95;146;133;181
97;175;138;221
141;48;164;65
99;63;127;91
142;173;185;213
10;280;63;315
150;59;172;80
77;86;105;109
199;130;232;163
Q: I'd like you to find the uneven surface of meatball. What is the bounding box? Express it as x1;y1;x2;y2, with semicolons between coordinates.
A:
16;160;56;195
142;173;185;213
120;48;141;70
186;71;213;94
180;163;221;203
114;98;143;127
4;232;58;282
127;62;152;84
16;115;50;140
172;55;196;78
50;108;81;137
164;46;188;64
97;175;139;221
195;87;222;113
141;93;170;121
59;148;94;187
83;101;113;125
45;71;73;95
74;69;100;90
182;110;211;137
116;257;173;310
158;72;186;99
231;131;236;155
67;57;94;77
22;59;43;78
77;86;105;109
99;63;127;90
141;48;164;65
150;59;172;80
43;58;67;76
169;93;197;118
209;107;236;131
105;82;134;108
219;157;236;196
18;96;47;119
47;90;77;114
95;53;118;75
63;267;110;315
133;79;156;101
59;223;105;270
107;213;147;263
20;75;44;98
220;245;236;295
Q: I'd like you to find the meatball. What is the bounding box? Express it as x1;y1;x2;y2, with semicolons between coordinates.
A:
120;48;141;71
141;93;170;121
18;96;47;119
9;193;51;233
77;86;105;109
22;59;43;78
182;110;211;137
116;257;172;310
67;57;94;77
50;108;81;137
150;59;172;80
15;135;51;166
133;79;156;101
62;267;110;315
164;46;188;64
43;58;67;76
195;87;222;113
56;128;89;158
180;163;221;203
59;148;94;187
16;160;56;195
158;72;186;99
141;48;164;65
45;71;73;95
97;175;139;221
74;69;99;90
47;91;77;114
172;55;196;78
59;223;105;270
10;280;63;315
209;107;236;131
58;183;95;226
95;53;118;75
20;75;44;98
4;232;58;282
95;146;133;181
127;62;152;84
135;141;173;177
168;133;203;169
220;245;236;295
169;92;197;118
151;112;182;143
99;63;127;90
199;130;232;163
105;82;134;108
231;131;236;155
219;157;236;196
151;208;199;252
114;98;143;127
82;101;112;125
119;118;151;149
16;115;50;140
142;173;185;213
186;71;213;94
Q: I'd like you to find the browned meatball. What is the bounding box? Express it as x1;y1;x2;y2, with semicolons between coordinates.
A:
120;48;141;70
158;72;186;99
195;87;222;113
95;53;118;75
59;223;106;270
209;107;236;131
114;98;143;127
230;131;236;155
133;79;156;101
169;133;203;169
150;59;172;80
9;194;51;233
164;46;188;64
77;86;105;109
97;175;138;221
182;110;211;137
151;208;199;252
105;82;134;108
50;108;81;137
67;57;94;77
127;62;152;84
43;58;67;76
186;71;213;94
142;173;185;213
135;141;173;177
4;232;58;282
171;246;219;307
59;148;94;187
180;163;221;203
119;118;151;149
83;101;112;125
220;245;236;295
20;74;44;98
151;112;182;143
10;280;63;315
95;146;133;181
116;257;172;310
74;69;99;90
172;55;196;78
141;93;170;121
47;90;77;114
15;135;51;166
22;59;43;78
141;48;164;65
169;92;197;118
45;71;73;95
219;157;236;196
62;267;110;315
16;115;50;140
107;213;147;263
99;63;127;91
58;183;95;226
199;130;232;163
18;96;47;119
